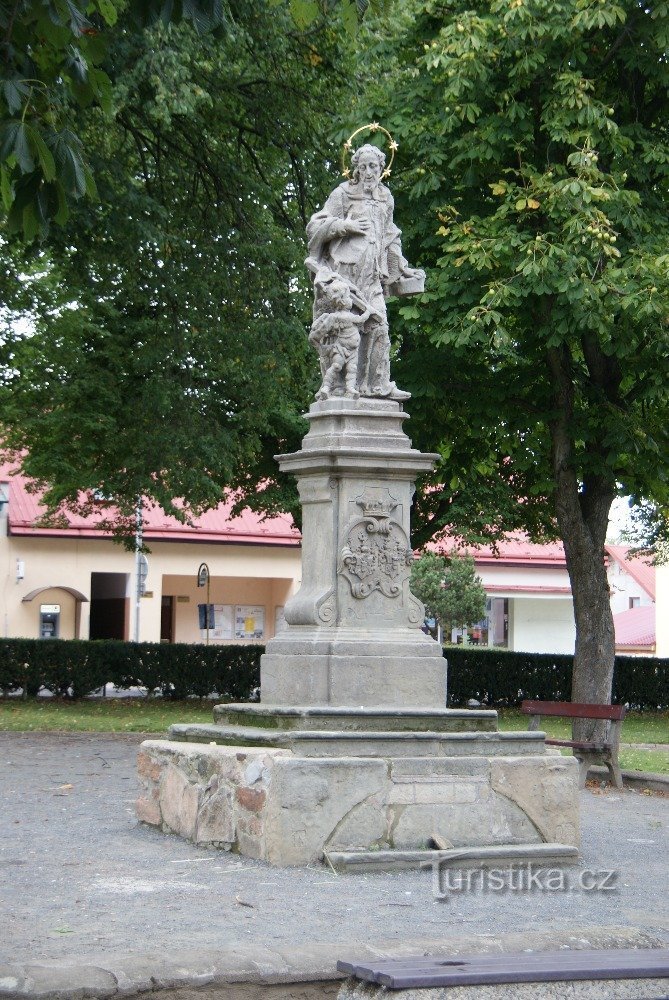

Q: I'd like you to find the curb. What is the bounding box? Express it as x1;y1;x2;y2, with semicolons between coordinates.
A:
0;928;665;1000
587;766;669;793
326;842;579;873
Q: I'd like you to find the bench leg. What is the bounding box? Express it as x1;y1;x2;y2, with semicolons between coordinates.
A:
577;756;590;789
607;758;624;790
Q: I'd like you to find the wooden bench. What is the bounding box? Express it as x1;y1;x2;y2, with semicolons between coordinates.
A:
521;700;626;789
337;948;669;995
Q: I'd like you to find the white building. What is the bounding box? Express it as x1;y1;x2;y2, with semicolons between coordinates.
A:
1;463;661;657
1;463;300;645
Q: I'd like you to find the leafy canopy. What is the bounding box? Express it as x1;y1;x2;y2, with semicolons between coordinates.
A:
355;0;669;547
0;0;381;240
0;6;351;535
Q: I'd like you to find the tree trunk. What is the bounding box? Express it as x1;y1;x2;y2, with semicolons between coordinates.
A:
547;345;616;741
561;488;616;740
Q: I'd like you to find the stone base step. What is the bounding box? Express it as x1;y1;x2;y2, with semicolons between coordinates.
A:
213;703;498;733
325;842;580;873
167;723;548;758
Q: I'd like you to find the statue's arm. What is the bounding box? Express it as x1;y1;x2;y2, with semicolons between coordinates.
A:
307;188;349;257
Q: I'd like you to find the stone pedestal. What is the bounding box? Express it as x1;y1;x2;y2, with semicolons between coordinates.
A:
137;397;581;867
260;397;445;707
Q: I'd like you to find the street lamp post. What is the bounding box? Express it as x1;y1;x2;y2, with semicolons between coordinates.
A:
197;562;210;645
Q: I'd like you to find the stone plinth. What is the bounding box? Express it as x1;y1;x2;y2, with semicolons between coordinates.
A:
137;740;580;866
260;397;445;708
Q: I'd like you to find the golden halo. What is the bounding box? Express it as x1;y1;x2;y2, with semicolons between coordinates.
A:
342;122;398;180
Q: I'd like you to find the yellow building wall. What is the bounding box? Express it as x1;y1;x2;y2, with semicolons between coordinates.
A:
0;523;300;644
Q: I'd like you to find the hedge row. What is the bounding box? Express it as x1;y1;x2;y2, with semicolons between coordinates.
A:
0;638;666;709
445;646;669;711
0;638;262;700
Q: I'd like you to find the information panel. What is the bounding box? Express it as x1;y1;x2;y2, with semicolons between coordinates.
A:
198;604;234;640
235;605;265;640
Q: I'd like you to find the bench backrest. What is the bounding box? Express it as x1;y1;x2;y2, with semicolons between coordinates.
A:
338;948;669;988
520;700;625;721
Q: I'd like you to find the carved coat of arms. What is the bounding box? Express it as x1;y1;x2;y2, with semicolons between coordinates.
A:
338;489;413;599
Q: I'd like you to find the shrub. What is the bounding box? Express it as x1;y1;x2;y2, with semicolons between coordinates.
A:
0;637;665;710
0;638;263;701
444;646;668;710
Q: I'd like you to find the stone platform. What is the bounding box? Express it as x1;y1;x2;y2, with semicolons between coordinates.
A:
137;700;580;866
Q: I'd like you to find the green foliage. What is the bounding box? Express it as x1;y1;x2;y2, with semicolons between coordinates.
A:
621;500;669;563
445;646;669;711
0;0;377;240
345;0;669;706
358;0;669;546
2;637;664;713
0;0;236;239
410;551;486;633
0;637;262;700
0;9;350;531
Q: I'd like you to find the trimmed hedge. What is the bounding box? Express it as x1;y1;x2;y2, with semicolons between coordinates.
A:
0;638;262;701
0;638;666;709
445;646;669;711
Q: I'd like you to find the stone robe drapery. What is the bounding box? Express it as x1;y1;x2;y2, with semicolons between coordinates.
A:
306;181;406;396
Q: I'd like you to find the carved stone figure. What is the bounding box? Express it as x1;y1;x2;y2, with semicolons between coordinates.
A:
306;137;425;400
308;276;380;400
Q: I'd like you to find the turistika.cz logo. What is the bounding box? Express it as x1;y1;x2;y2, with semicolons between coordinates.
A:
422;862;619;901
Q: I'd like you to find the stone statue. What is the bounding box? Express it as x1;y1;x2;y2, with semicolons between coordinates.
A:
308;274;380;400
306;137;425;401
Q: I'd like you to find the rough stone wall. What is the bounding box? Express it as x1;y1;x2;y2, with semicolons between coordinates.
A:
137;741;293;858
137;742;579;865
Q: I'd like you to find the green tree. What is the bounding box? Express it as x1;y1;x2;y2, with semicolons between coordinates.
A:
0;0;373;239
0;1;235;239
411;552;486;639
356;0;669;715
0;7;350;535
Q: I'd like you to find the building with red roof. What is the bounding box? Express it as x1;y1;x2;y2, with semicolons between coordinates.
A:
0;465;300;644
605;544;656;656
429;534;575;654
0;463;662;656
612;605;656;655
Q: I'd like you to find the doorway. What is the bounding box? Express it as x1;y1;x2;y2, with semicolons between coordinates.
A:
89;572;129;640
161;595;175;643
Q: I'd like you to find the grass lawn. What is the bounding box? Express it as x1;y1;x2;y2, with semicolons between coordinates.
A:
497;708;669;745
1;699;667;774
0;697;214;733
498;708;669;775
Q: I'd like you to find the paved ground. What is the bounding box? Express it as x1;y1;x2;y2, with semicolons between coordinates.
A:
1;731;668;970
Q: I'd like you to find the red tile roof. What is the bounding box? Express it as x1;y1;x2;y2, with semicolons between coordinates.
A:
605;544;656;600
0;465;300;547
613;605;656;649
429;533;567;567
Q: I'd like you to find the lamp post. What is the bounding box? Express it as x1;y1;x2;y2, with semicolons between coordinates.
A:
197;562;210;645
133;499;145;643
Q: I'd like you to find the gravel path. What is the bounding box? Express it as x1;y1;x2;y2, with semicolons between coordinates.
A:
1;731;667;967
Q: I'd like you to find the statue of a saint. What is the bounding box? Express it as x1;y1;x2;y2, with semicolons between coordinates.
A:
306;139;425;401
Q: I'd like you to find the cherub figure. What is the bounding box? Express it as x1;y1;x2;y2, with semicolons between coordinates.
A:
309;277;379;400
